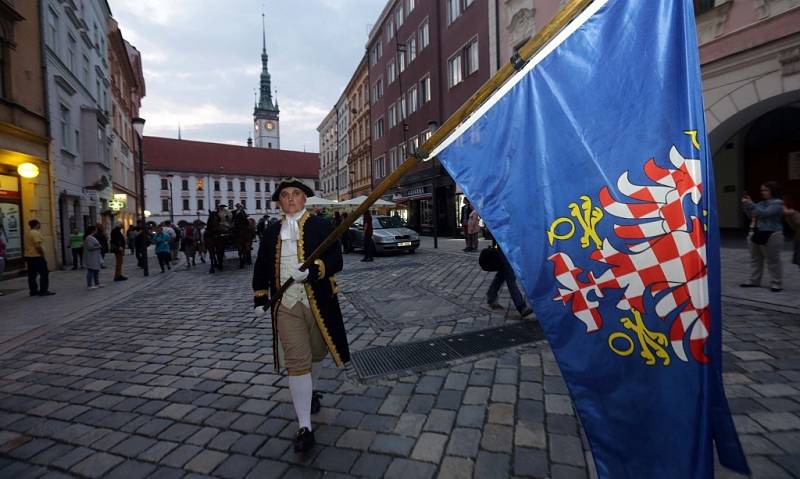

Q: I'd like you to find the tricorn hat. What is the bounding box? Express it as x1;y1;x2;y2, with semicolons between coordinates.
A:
272;177;314;201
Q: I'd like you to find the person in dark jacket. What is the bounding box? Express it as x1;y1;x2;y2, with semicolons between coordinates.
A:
252;177;349;454
362;210;374;262
486;238;533;318
110;223;127;281
94;224;109;269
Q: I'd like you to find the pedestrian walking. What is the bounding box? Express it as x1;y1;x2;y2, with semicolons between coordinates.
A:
134;225;148;268
460;198;471;251
341;212;352;253
0;236;6;296
784;205;800;270
83;225;103;289
95;224;109;269
152;226;172;273
69;227;83;269
252;177;350;453
361;210;374;262
485;239;533;317
181;224;197;267
24;219;54;296
127;226;136;255
467;207;480;252
741;181;784;292
110;222;127;281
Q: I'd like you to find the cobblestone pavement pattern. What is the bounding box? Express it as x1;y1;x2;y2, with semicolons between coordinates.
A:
0;238;798;478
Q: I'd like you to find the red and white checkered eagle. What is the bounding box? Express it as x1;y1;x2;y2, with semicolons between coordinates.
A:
550;145;710;363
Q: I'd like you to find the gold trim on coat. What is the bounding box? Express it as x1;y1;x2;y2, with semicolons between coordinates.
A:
254;289;269;298
298;212;344;367
314;259;326;280
271;236;282;372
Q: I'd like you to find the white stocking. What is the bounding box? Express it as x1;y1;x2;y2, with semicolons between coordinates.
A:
289;373;313;431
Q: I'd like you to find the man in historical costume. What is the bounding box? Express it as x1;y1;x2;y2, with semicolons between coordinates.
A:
252;177;350;453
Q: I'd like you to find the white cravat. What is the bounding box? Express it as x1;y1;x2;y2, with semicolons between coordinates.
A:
280;209;308;307
281;209;306;242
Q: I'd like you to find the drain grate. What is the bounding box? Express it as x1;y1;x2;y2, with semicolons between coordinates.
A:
351;322;545;379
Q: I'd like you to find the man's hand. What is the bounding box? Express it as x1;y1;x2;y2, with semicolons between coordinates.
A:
253;304;269;319
291;263;309;283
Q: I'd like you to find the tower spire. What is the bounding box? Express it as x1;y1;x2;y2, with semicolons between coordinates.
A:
262;12;266;54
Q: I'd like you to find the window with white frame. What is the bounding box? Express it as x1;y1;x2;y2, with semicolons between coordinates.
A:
374;117;385;139
419;20;429;49
410;135;420;152
408;86;418;115
398;142;407;164
448;54;463;87
406;0;415;12
198;199;204;211
398;49;406;73
408;36;417;62
162;199;169;212
374;156;386;179
399;96;407;120
422;129;432;142
464;0;475;7
47;7;58;49
420;75;431;104
447;0;461;24
388;103;397;128
465;37;479;76
386;19;394;42
396;5;404;27
389;147;397;173
387;59;396;84
370;45;379;66
256;199;262;210
182;199;190;211
60;105;71;149
67;35;77;72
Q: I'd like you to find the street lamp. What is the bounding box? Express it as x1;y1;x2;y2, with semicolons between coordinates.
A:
132;116;148;276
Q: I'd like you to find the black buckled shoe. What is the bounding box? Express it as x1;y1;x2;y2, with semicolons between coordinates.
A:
311;391;323;415
294;427;315;453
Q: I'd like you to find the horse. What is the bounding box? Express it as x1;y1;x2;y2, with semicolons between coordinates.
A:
231;209;255;268
205;210;229;273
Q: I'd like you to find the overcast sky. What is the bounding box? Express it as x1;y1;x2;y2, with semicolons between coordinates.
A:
109;0;386;153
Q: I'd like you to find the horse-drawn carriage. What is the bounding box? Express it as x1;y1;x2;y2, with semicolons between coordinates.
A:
204;206;256;273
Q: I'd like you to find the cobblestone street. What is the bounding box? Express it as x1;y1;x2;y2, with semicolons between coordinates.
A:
0;238;798;478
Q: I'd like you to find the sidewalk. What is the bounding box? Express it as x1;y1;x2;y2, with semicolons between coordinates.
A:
0;249;174;352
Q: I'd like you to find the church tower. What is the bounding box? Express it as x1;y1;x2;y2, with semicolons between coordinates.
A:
254;13;279;149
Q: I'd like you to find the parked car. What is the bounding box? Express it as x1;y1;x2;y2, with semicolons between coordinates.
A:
347;215;420;254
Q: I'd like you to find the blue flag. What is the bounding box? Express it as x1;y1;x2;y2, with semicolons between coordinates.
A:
432;0;749;477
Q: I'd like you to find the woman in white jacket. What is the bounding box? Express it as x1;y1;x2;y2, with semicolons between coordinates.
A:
83;225;104;289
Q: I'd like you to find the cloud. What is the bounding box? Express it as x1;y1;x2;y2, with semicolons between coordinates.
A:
109;0;386;152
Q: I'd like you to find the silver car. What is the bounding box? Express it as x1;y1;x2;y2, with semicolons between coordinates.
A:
347;215;420;254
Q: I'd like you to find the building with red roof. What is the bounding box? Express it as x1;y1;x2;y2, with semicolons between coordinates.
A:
143;136;320;225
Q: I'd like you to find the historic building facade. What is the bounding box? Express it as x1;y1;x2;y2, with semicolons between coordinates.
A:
346;56;372;199
107;18;144;230
0;0;56;273
367;0;490;236
143;137;319;226
317;108;338;200
253;14;280;149
43;0;113;266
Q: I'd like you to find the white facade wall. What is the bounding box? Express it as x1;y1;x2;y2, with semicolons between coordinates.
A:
43;0;112;265
317;108;338;200
144;171;316;225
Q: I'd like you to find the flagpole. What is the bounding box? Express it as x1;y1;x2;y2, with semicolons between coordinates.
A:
265;0;595;308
